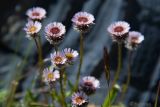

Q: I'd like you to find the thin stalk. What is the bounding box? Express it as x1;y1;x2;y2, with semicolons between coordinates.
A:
64;72;67;90
75;33;84;91
6;80;18;107
102;43;122;107
50;90;57;107
37;36;44;70
154;81;160;107
112;43;122;86
54;44;58;52
107;81;111;107
120;50;132;101
34;38;39;54
102;84;120;107
59;69;67;107
34;37;44;74
30;102;49;107
103;47;111;107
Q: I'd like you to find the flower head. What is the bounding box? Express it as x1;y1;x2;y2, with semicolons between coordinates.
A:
63;48;79;63
51;52;67;68
24;20;42;39
79;76;100;95
107;21;130;42
72;91;88;107
72;12;95;33
45;22;66;44
43;67;60;83
26;7;46;20
125;31;144;50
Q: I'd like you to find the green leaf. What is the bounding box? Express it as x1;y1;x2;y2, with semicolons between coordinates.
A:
102;84;121;107
0;90;8;102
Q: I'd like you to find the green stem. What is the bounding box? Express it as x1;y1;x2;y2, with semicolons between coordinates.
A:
6;80;18;107
75;33;84;91
64;72;67;90
34;38;39;54
107;81;111;107
54;44;58;52
29;102;49;107
37;36;44;69
154;81;160;107
112;43;122;86
59;69;67;107
34;37;44;74
121;50;132;101
102;43;122;107
50;90;58;107
102;84;120;107
126;50;132;90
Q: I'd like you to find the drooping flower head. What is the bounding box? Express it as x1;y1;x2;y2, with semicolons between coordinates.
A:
107;21;130;42
26;7;46;21
63;48;79;64
50;51;67;68
72;12;95;33
45;22;66;45
125;31;144;50
43;67;60;82
79;76;100;95
72;91;88;107
24;20;42;39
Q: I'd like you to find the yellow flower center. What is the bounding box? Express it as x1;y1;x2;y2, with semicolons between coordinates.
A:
65;53;74;60
54;56;63;63
75;96;83;104
47;73;54;80
29;26;37;33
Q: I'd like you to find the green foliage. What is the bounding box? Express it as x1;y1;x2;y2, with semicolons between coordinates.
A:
0;90;8;102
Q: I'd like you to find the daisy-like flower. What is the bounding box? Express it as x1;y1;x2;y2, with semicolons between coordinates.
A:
24;20;42;39
63;48;79;63
26;7;46;20
43;67;60;82
72;12;95;33
72;91;88;107
79;76;100;95
107;21;130;42
51;52;67;68
125;31;144;50
45;22;66;45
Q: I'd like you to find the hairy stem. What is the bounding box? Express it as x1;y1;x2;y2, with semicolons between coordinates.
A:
121;50;132;101
112;43;122;86
6;80;18;107
30;102;49;107
75;33;84;91
59;69;67;107
54;44;58;52
102;43;122;107
34;37;44;74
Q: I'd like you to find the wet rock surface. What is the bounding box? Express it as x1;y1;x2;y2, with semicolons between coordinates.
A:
0;0;160;106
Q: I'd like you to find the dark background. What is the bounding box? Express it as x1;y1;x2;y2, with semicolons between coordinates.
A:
0;0;160;107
